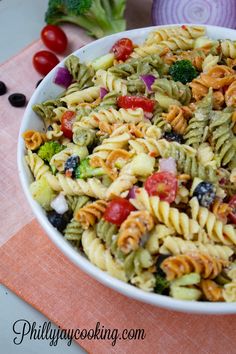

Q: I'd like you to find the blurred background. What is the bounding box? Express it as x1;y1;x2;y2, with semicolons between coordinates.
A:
0;0;153;63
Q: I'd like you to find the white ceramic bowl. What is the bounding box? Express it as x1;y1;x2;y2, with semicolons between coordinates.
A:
18;24;236;314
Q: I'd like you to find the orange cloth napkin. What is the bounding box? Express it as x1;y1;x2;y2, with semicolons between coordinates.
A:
1;23;236;354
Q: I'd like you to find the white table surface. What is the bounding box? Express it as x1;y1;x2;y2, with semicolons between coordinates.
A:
0;0;85;352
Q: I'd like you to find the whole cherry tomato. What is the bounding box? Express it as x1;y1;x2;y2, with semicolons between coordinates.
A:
104;197;135;225
228;195;236;224
144;171;178;203
111;38;134;61
33;50;59;76
117;96;155;112
41;25;68;54
61;111;75;139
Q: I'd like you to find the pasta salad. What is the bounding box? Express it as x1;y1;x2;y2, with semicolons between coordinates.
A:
23;25;236;302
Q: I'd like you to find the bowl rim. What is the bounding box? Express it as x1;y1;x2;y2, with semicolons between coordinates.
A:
18;23;236;314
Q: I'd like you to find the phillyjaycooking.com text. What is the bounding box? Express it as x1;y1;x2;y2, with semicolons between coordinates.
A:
12;319;146;347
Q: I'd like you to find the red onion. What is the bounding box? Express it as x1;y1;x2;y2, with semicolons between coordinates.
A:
152;0;236;28
53;67;72;88
159;157;177;175
140;74;156;92
144;112;153;120
100;87;108;99
127;186;138;200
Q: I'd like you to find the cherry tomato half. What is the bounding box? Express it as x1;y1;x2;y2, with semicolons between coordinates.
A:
117;96;155;113
104;197;135;226
228;195;236;224
41;25;68;54
144;171;178;203
61;110;75;139
33;50;59;76
111;38;134;61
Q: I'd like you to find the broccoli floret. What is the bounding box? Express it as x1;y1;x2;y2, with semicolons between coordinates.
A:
75;158;105;178
154;274;170;295
45;0;126;39
169;60;198;84
38;141;64;163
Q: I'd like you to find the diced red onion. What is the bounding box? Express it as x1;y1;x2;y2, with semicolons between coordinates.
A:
127;186;138;200
152;0;236;28
140;74;156;92
159;157;177;175
100;87;108;99
53;67;72;88
50;193;68;214
144;112;153;120
219;178;228;185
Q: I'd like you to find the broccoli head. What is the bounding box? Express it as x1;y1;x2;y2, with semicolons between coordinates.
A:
169;60;198;84
45;0;126;39
75;158;105;178
38;141;65;163
154;274;170;295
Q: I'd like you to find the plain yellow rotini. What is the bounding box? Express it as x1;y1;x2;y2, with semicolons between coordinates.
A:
93;69;127;95
60;86;100;108
131;188;200;240
81;229;127;281
190;197;236;245
160;236;233;261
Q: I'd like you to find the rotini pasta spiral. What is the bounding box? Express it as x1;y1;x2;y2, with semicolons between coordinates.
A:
151;78;191;105
25;150;50;180
190;197;236;245
131;188;200;240
110;54;166;78
184;91;212;148
75;200;107;229
197;143;216;168
46;173;108;199
64;55;95;89
63;219;84;241
157;139;218;182
97;91;118;110
162;105;192;134
81;229;127;281
221;39;236;59
200;279;223;301
93;69;127;95
161;252;227;281
74;107;144;129
225;80;236;107
32;99;64;123
96;219;118;248
73;127;96;147
160;236;233;260
145;26;205;45
202;54;219;72
131;44;166;59
130;271;156;292
222;282;236;302
106;173;137;200
91;132;131;159
60;86;100;108
22;130;47;150
128;137;161;156
45;123;64;141
209;111;236;166
66;195;90;214
117;211;154;254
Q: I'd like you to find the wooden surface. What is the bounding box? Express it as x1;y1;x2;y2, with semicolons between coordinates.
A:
126;0;153;29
